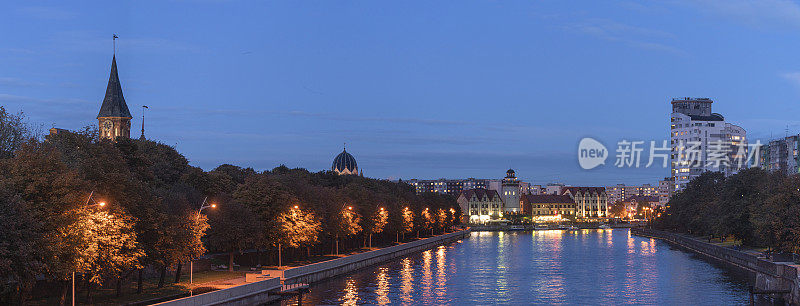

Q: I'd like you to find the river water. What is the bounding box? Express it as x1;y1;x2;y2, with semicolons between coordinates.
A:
283;229;752;305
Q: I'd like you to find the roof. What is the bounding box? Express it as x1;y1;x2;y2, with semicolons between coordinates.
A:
97;56;132;119
332;148;357;173
688;113;724;121
522;194;575;204
622;195;659;202
458;188;501;201
561;187;606;195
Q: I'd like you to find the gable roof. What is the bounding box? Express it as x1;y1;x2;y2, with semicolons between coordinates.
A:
561;187;606;195
97;55;132;118
522;194;575;204
458;188;501;201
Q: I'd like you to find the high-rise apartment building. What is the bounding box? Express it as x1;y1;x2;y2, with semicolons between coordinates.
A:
760;135;800;176
670;97;748;191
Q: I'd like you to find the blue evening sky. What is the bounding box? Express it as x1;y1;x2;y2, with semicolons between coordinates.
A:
2;1;799;185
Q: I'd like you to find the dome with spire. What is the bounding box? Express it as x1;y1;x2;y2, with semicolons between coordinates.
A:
332;147;358;175
506;169;516;178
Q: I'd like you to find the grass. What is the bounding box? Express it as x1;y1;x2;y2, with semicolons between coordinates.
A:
28;270;246;306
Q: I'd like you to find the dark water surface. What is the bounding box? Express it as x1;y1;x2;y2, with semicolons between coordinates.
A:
285;229;751;305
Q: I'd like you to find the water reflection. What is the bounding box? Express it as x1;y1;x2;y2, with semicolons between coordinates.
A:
400;257;412;304
375;267;389;305
287;229;751;305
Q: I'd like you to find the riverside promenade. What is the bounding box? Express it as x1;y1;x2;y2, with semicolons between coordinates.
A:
631;228;800;304
155;228;471;305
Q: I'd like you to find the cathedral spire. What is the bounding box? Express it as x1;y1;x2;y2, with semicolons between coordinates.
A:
97;55;132;119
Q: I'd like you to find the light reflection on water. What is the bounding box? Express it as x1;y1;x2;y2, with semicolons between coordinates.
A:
284;229;751;305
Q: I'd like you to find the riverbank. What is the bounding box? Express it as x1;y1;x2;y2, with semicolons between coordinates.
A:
470;221;644;231
155;229;471;305
631;228;800;304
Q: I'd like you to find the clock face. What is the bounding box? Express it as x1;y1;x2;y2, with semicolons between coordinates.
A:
103;120;113;131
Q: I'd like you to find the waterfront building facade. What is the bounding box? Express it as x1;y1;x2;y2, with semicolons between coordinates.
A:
521;194;576;217
759;135;800;176
670;97;748;191
456;188;503;223
561;187;608;218
500;169;521;212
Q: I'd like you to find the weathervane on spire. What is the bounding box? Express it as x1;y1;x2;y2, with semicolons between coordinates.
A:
113;34;118;55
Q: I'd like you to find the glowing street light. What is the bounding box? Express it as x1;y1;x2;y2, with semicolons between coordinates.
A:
73;191;107;306
191;197;217;285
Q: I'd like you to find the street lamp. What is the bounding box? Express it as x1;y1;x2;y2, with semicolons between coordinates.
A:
191;197;216;285
73;191;106;306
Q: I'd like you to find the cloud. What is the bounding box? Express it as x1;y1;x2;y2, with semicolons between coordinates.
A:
0;77;44;87
681;0;800;28
0;93;91;105
16;6;76;20
563;19;685;55
50;31;203;55
781;72;800;86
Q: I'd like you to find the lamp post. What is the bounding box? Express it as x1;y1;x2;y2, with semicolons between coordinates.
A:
73;191;106;306
191;197;216;285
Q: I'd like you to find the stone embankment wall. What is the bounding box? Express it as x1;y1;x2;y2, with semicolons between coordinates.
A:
155;229;471;305
282;229;470;285
631;228;800;304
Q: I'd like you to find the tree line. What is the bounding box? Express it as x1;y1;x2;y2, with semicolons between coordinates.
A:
0;107;461;304
655;168;800;253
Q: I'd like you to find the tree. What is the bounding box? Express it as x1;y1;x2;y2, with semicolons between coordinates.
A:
207;200;259;271
275;205;322;264
62;209;144;302
0;106;34;159
0;192;42;304
400;207;413;241
332;206;361;255
364;207;388;248
609;202;626;218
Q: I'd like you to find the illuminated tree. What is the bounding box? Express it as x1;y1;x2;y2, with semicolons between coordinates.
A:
365;207;388;248
276;205;322;265
435;208;447;234
420;208;432;237
400;207;413;241
61;209;144;302
333;206;361;255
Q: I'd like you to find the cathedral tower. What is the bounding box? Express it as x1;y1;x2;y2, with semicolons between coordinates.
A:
97;55;132;140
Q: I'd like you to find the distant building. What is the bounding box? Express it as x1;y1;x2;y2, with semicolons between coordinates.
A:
97;55;133;140
670;97;748;191
521;194;576;217
545;183;565;195
759;135;800;176
658;177;674;207
456;188;503;224
409;178;488;196
332;146;360;175
606;184;658;204
621;195;659;209
561;187;608;218
500;169;521;213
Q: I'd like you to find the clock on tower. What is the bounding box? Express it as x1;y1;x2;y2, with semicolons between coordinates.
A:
97;55;132;140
